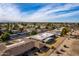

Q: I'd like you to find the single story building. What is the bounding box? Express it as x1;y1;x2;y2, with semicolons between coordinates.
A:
0;39;35;56
30;32;56;43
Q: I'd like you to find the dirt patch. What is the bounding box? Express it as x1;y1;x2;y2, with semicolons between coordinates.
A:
70;40;79;55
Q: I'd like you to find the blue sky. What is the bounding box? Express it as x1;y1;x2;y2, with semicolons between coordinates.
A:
0;3;79;22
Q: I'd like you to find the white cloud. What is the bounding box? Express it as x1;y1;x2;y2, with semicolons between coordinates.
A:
0;4;23;22
23;3;79;22
0;3;79;22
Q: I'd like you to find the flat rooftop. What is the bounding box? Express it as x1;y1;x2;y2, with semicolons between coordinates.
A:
30;32;54;41
1;38;35;56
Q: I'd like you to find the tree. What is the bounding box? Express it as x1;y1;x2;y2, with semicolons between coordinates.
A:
35;25;40;30
0;30;3;36
61;27;69;36
13;23;19;30
19;27;24;32
6;23;10;31
45;26;49;29
0;32;10;42
46;23;54;30
7;30;13;34
30;30;37;35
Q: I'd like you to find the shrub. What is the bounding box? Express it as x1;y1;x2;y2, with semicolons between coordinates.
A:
0;32;10;42
30;30;38;35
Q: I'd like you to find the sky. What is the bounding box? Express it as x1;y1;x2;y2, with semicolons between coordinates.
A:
0;3;79;22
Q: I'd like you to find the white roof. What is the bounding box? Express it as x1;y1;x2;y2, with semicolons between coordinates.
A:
30;32;54;41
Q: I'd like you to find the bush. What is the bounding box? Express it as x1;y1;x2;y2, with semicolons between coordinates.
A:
52;46;56;50
7;30;13;34
30;30;38;35
0;32;10;42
